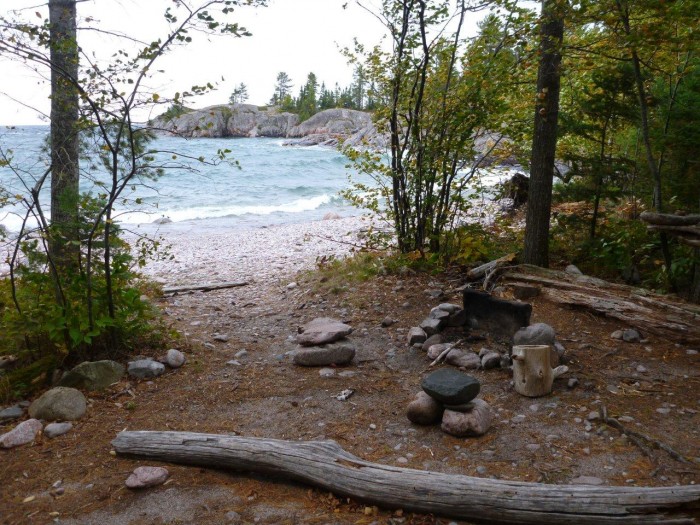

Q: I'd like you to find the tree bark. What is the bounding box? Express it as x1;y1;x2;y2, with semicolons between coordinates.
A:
523;0;564;267
112;431;700;524
49;0;80;270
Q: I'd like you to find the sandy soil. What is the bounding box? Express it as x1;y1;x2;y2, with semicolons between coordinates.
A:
1;216;699;525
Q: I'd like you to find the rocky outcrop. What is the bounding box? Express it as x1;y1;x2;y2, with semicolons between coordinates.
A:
152;104;382;147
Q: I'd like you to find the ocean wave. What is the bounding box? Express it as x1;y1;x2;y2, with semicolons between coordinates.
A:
119;194;333;224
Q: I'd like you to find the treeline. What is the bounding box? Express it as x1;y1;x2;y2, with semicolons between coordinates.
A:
232;66;378;121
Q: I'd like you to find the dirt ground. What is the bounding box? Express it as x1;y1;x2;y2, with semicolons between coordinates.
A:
1;266;699;525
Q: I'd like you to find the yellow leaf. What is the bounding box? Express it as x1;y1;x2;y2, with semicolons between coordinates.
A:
152;93;160;102
23;496;35;503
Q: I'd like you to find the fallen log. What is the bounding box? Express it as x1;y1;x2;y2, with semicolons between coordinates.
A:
500;265;700;343
112;431;700;524
640;212;700;226
161;281;248;295
467;253;516;281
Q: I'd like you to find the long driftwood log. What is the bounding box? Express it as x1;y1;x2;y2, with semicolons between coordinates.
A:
161;281;248;295
500;265;700;344
112;431;700;524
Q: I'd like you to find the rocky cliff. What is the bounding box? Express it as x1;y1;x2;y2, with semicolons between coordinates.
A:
152;104;383;147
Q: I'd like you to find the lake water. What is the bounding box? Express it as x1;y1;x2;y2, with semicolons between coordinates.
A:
0;125;514;235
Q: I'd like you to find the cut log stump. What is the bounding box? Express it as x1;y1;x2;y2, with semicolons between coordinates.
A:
112;431;700;524
512;345;568;397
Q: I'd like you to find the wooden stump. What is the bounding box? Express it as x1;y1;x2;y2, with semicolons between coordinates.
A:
512;345;568;397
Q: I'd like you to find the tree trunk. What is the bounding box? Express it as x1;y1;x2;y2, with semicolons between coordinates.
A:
523;0;564;267
112;431;700;524
49;0;80;270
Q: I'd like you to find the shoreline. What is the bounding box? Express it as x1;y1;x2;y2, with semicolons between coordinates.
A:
131;215;379;287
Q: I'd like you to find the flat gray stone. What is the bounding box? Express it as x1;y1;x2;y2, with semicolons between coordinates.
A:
165;349;186;368
0;405;24;422
125;466;169;489
565;264;583;275
58;360;125;391
406;392;443;425
0;418;43;448
293;342;355;367
128;359;166;379
445;349;480;369
437;303;461;314
297;318;352;346
420;317;443;336
421;369;480;405
29;387;86;421
622;329;642;343
513;323;556;346
44;422;73;438
407;327;427;345
428;309;450;322
441;399;492;437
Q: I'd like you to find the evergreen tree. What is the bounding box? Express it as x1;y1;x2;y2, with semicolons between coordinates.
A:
229;82;248;104
297;72;318;121
270;71;292;105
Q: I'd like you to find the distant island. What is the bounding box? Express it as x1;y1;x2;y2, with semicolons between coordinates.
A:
152;104;384;148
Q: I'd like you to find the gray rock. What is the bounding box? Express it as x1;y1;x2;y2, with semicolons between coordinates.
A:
293;342;355;367
622;329;642;343
567;377;579;389
212;333;230;342
381;317;395;328
565;264;583;275
571;476;604;486
478;347;491;358
29;387;87;421
0;418;43;448
225;510;242;524
58;360;125;391
513;323;556;346
611;330;624;340
44;422;73;438
445;349;480;369
407;327;427;345
636;364;647;373
152;217;172;224
427;344;451;360
686;349;698;356
481;352;501;370
428;309;450;322
526;443;541;452
128;359;166;379
165;349;186;368
499;354;513;368
406;392;444;425
298;317;352;346
420;317;443;336
441;399;492;437
0;405;24;422
421;368;480;405
421;334;443;352
234;349;248;359
656;407;671;415
125;466;169;489
437;303;461;314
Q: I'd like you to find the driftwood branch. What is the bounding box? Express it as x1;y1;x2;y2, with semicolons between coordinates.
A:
500;265;700;343
112;431;700;524
162;281;248;295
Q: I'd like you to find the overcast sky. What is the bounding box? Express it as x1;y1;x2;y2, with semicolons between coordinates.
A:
0;0;485;125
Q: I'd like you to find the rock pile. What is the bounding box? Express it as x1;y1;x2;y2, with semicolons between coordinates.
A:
407;369;492;438
293;318;356;367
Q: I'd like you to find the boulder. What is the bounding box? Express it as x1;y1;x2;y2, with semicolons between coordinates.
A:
293;342;356;367
462;289;531;338
0;405;24;422
427;343;451;360
513;323;556;346
445;349;480;369
0;418;43;448
125;466;170;489
421;369;480;405
407;392;444;425
58;360;125;391
407;327;427;345
298;318;352;347
441;399;492;437
128;359;166;379
29;387;86;421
